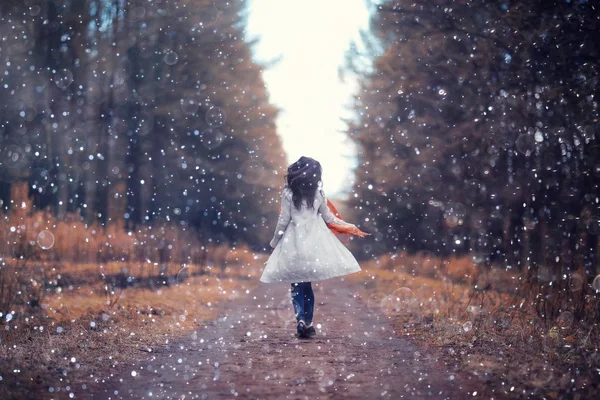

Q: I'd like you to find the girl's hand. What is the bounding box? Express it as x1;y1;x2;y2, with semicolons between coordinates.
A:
327;222;371;238
349;226;371;238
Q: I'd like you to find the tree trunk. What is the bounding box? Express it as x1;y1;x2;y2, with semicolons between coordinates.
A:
149;118;162;222
94;102;111;225
124;40;143;230
526;206;542;283
0;181;10;212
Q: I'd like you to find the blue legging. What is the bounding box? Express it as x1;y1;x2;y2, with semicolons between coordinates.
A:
290;282;314;325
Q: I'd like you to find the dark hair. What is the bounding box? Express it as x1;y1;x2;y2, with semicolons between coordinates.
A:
285;156;322;210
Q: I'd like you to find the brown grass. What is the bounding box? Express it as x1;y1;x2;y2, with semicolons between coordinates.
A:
0;182;264;399
0;183;219;266
2;182;598;398
0;249;262;399
0;273;255;399
349;253;600;399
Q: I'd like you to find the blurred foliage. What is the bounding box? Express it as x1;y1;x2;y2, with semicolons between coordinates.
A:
347;0;599;322
0;0;286;249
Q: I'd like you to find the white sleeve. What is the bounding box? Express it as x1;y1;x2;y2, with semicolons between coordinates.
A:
269;189;292;248
317;189;356;228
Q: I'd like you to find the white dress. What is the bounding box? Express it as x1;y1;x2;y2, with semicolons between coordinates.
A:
260;187;362;284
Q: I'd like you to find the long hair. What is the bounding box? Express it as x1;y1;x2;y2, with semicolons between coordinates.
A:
285;156;322;210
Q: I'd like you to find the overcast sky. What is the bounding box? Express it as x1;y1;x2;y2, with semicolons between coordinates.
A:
246;0;371;197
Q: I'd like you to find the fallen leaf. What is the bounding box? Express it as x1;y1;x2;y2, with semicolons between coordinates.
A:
565;336;576;344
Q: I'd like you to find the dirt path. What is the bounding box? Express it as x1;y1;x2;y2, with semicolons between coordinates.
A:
90;278;489;399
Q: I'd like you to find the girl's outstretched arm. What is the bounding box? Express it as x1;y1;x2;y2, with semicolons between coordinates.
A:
318;194;355;228
269;189;292;248
318;189;370;238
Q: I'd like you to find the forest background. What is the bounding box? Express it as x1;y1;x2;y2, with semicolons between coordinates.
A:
0;0;599;398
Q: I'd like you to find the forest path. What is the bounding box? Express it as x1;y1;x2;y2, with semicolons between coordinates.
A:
93;278;489;400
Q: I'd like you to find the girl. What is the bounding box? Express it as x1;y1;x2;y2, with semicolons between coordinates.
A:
260;156;370;338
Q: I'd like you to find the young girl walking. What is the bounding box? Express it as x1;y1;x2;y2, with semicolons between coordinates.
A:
260;156;370;338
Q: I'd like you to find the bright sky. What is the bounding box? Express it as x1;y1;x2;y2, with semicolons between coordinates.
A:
246;0;371;197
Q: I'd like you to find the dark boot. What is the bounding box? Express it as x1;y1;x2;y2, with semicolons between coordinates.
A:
297;320;309;338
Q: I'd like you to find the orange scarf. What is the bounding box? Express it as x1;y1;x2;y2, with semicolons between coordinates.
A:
277;197;370;245
325;199;370;243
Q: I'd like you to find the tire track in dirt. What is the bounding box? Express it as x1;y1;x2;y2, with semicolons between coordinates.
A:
91;278;490;399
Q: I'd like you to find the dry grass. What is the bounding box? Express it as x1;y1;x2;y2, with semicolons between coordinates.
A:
0;273;254;399
350;253;600;399
2;183;598;398
0;183;265;399
0;183;218;267
0;248;262;399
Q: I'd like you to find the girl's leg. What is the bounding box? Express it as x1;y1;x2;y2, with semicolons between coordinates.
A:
303;282;315;325
290;283;305;323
